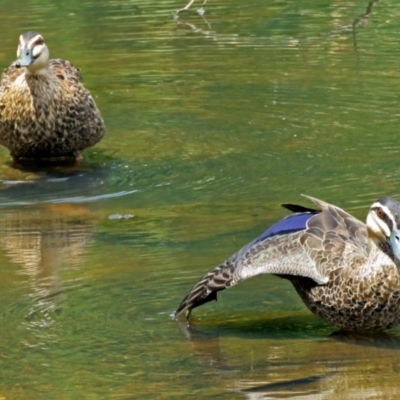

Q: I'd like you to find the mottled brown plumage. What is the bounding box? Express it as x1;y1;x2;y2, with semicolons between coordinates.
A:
175;196;400;332
0;31;105;160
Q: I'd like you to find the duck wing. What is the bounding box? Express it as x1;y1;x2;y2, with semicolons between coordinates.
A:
49;59;82;83
300;195;369;278
48;58;105;143
175;196;371;319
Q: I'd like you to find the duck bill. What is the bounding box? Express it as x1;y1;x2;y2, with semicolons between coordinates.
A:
12;49;34;68
390;227;400;261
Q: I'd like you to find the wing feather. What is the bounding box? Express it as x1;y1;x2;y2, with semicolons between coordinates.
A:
175;196;371;319
175;229;328;318
300;204;369;278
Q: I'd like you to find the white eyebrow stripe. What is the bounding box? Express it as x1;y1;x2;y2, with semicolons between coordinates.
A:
19;34;43;49
19;34;27;48
370;203;395;233
371;203;393;219
27;34;43;49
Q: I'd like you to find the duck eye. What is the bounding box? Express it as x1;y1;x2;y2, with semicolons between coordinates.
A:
377;209;385;219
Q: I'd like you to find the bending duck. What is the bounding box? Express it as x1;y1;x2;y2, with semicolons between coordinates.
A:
175;195;400;331
0;31;105;161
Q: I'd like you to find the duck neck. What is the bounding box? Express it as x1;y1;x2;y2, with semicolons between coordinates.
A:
377;240;400;268
24;66;50;77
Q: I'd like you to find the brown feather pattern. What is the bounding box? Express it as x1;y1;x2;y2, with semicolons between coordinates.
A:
0;32;105;159
175;196;400;331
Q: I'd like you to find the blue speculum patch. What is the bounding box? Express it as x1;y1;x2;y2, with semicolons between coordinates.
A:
253;212;316;244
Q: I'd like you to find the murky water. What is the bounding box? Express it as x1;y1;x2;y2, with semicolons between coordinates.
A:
1;0;400;398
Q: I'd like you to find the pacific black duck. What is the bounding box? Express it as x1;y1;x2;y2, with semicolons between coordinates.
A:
0;31;105;161
175;195;400;331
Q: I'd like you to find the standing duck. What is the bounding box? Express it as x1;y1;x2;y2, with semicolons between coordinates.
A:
175;195;400;332
0;31;105;161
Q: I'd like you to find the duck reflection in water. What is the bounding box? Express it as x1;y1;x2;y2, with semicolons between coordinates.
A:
176;318;400;398
0;204;94;339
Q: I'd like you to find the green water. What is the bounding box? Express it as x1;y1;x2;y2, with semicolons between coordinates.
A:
0;0;400;398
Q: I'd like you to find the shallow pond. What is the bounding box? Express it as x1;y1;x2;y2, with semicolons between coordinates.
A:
1;0;400;398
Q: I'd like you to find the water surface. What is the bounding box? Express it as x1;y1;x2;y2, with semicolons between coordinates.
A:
1;0;400;398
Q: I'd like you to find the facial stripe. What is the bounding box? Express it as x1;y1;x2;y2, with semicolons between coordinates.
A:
32;44;43;59
27;35;44;49
370;205;394;233
18;33;44;50
17;33;45;60
19;34;27;49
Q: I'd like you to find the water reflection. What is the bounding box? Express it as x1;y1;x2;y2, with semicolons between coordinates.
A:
175;0;379;23
175;0;207;18
1;0;400;397
352;0;380;30
240;375;326;399
175;0;381;51
0;204;94;346
176;319;400;399
0;157;143;206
